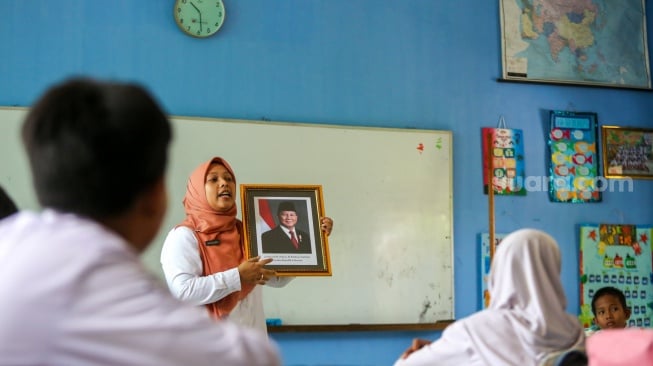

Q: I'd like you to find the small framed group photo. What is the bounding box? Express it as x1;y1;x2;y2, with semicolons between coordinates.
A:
240;184;331;276
601;126;653;179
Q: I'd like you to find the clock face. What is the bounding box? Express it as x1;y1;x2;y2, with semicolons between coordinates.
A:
174;0;225;38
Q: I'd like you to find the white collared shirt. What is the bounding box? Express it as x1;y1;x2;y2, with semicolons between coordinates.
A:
279;225;293;239
160;226;293;335
0;210;280;366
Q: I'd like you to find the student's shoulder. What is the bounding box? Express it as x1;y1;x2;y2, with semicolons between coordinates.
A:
2;210;122;255
585;327;600;337
0;210;31;237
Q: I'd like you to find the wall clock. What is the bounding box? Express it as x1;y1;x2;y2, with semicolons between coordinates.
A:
174;0;225;38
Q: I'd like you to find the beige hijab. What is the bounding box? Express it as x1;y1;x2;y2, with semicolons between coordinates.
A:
396;229;584;365
177;157;254;320
486;229;584;361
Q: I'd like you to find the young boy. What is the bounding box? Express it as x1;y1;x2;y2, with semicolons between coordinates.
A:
589;286;632;335
0;78;280;365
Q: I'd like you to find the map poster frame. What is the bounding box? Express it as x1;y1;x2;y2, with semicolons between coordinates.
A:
499;0;652;90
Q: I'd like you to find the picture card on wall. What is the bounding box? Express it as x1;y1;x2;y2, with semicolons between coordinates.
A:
548;110;601;203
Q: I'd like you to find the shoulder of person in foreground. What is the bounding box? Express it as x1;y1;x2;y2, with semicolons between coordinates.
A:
392;317;483;366
0;212;281;365
587;328;653;366
96;279;283;366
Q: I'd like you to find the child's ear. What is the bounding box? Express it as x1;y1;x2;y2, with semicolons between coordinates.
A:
131;177;167;252
143;178;167;216
625;307;632;319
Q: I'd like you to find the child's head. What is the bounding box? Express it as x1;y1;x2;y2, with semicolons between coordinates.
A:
22;78;172;249
591;286;631;330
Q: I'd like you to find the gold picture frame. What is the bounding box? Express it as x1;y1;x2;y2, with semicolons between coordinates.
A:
602;126;653;179
240;184;331;276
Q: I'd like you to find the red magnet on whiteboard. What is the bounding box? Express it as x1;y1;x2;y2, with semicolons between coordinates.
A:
417;143;424;154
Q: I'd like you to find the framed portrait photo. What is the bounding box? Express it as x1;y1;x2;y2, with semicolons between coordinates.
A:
601;126;653;179
240;184;331;276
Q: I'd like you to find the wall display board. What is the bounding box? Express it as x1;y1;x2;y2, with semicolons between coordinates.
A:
548;110;601;203
0;107;454;327
482;127;526;196
479;232;507;309
579;223;653;329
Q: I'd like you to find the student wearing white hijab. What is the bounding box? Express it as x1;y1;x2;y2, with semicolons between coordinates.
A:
394;228;585;366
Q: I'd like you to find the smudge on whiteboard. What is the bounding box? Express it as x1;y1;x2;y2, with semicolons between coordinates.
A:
419;299;432;322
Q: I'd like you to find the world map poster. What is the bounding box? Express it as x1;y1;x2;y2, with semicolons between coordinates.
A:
500;0;651;89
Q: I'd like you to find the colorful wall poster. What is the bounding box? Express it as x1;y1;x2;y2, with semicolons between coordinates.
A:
548;110;601;203
482;128;526;196
480;232;507;309
579;224;653;329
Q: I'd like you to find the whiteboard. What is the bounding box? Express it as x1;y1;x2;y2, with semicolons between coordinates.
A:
0;107;454;325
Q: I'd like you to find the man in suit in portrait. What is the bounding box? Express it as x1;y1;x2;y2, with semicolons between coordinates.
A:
261;201;312;254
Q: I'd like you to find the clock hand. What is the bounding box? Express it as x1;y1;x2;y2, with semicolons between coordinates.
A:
190;2;200;14
190;2;203;32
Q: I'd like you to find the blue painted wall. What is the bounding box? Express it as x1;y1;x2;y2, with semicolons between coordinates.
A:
2;1;653;365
